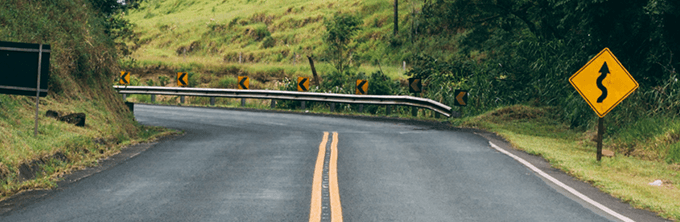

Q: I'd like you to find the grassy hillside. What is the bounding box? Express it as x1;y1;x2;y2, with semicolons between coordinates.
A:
122;0;431;74
0;0;171;198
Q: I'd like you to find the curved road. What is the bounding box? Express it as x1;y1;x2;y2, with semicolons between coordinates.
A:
0;104;668;221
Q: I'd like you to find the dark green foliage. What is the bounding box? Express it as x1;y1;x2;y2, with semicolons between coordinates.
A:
261;36;275;49
0;0;121;94
368;70;395;95
323;13;362;74
668;143;680;164
411;0;680;128
252;24;271;41
158;75;170;86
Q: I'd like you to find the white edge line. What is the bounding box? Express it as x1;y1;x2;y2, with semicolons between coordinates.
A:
489;141;634;222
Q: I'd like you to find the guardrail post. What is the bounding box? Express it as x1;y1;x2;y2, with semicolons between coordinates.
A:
412;106;417;117
358;104;363;113
386;105;391;115
435;111;440;118
301;101;306;110
330;103;335;112
180;96;185;104
241;98;246;107
210;97;215;106
151;95;156;103
123;94;127;100
271;100;276;109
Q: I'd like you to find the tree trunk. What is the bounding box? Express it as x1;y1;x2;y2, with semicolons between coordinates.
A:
307;55;320;85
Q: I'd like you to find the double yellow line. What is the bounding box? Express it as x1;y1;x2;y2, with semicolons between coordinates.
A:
310;132;342;222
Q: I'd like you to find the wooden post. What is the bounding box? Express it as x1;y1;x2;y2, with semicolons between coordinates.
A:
307;55;320;85
180;96;185;104
210;97;215;106
359;104;363;113
301;101;306;110
271;100;276;109
330;103;335;112
241;98;246;107
386;105;391;116
597;117;604;161
151;94;156;103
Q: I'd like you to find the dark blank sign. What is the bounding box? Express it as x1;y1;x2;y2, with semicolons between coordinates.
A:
0;41;50;97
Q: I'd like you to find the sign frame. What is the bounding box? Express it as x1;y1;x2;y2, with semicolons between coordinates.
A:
238;76;249;90
569;48;638;118
177;72;188;87
0;41;51;137
119;71;130;85
454;90;468;107
297;77;309;92
408;78;422;93
355;79;368;95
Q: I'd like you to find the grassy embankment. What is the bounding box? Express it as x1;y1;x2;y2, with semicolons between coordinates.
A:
456;105;680;220
0;0;174;199
118;0;422;102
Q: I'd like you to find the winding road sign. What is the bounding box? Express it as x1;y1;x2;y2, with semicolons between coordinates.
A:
297;77;309;92
356;79;368;95
238;76;249;89
569;48;638;118
454;90;468;106
177;72;188;87
119;71;130;85
408;78;422;93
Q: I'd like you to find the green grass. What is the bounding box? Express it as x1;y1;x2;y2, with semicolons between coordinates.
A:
123;0;427;76
455;105;680;220
0;0;175;199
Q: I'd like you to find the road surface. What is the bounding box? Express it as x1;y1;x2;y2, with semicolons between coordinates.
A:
0;104;668;221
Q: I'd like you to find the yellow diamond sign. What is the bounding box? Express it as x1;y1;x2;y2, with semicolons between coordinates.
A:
570;48;638;118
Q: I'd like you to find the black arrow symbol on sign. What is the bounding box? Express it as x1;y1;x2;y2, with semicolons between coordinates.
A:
357;80;367;94
299;78;308;91
596;62;609;103
239;77;248;89
121;72;129;84
178;73;187;86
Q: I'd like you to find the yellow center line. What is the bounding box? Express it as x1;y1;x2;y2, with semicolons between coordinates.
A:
309;132;328;222
329;132;343;222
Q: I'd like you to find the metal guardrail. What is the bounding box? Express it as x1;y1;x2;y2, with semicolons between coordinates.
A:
114;86;453;117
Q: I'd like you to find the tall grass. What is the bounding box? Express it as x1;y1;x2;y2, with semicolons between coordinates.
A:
0;0;168;199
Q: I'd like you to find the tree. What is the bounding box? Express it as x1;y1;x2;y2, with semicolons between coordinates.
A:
323;13;362;74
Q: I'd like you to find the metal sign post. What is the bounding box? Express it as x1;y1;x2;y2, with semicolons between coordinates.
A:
0;41;51;137
570;48;638;161
34;44;43;137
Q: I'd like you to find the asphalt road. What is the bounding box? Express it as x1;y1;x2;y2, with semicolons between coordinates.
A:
0;104;669;221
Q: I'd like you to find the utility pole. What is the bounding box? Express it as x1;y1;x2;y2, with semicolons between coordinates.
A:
394;0;398;36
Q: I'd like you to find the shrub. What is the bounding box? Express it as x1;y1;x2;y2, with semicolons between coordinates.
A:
667;143;680;164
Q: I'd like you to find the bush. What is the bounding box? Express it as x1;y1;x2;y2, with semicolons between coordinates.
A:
158;75;170;86
261;36;275;48
323;13;362;74
145;79;155;86
667;143;680;164
252;24;271;41
212;76;238;88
